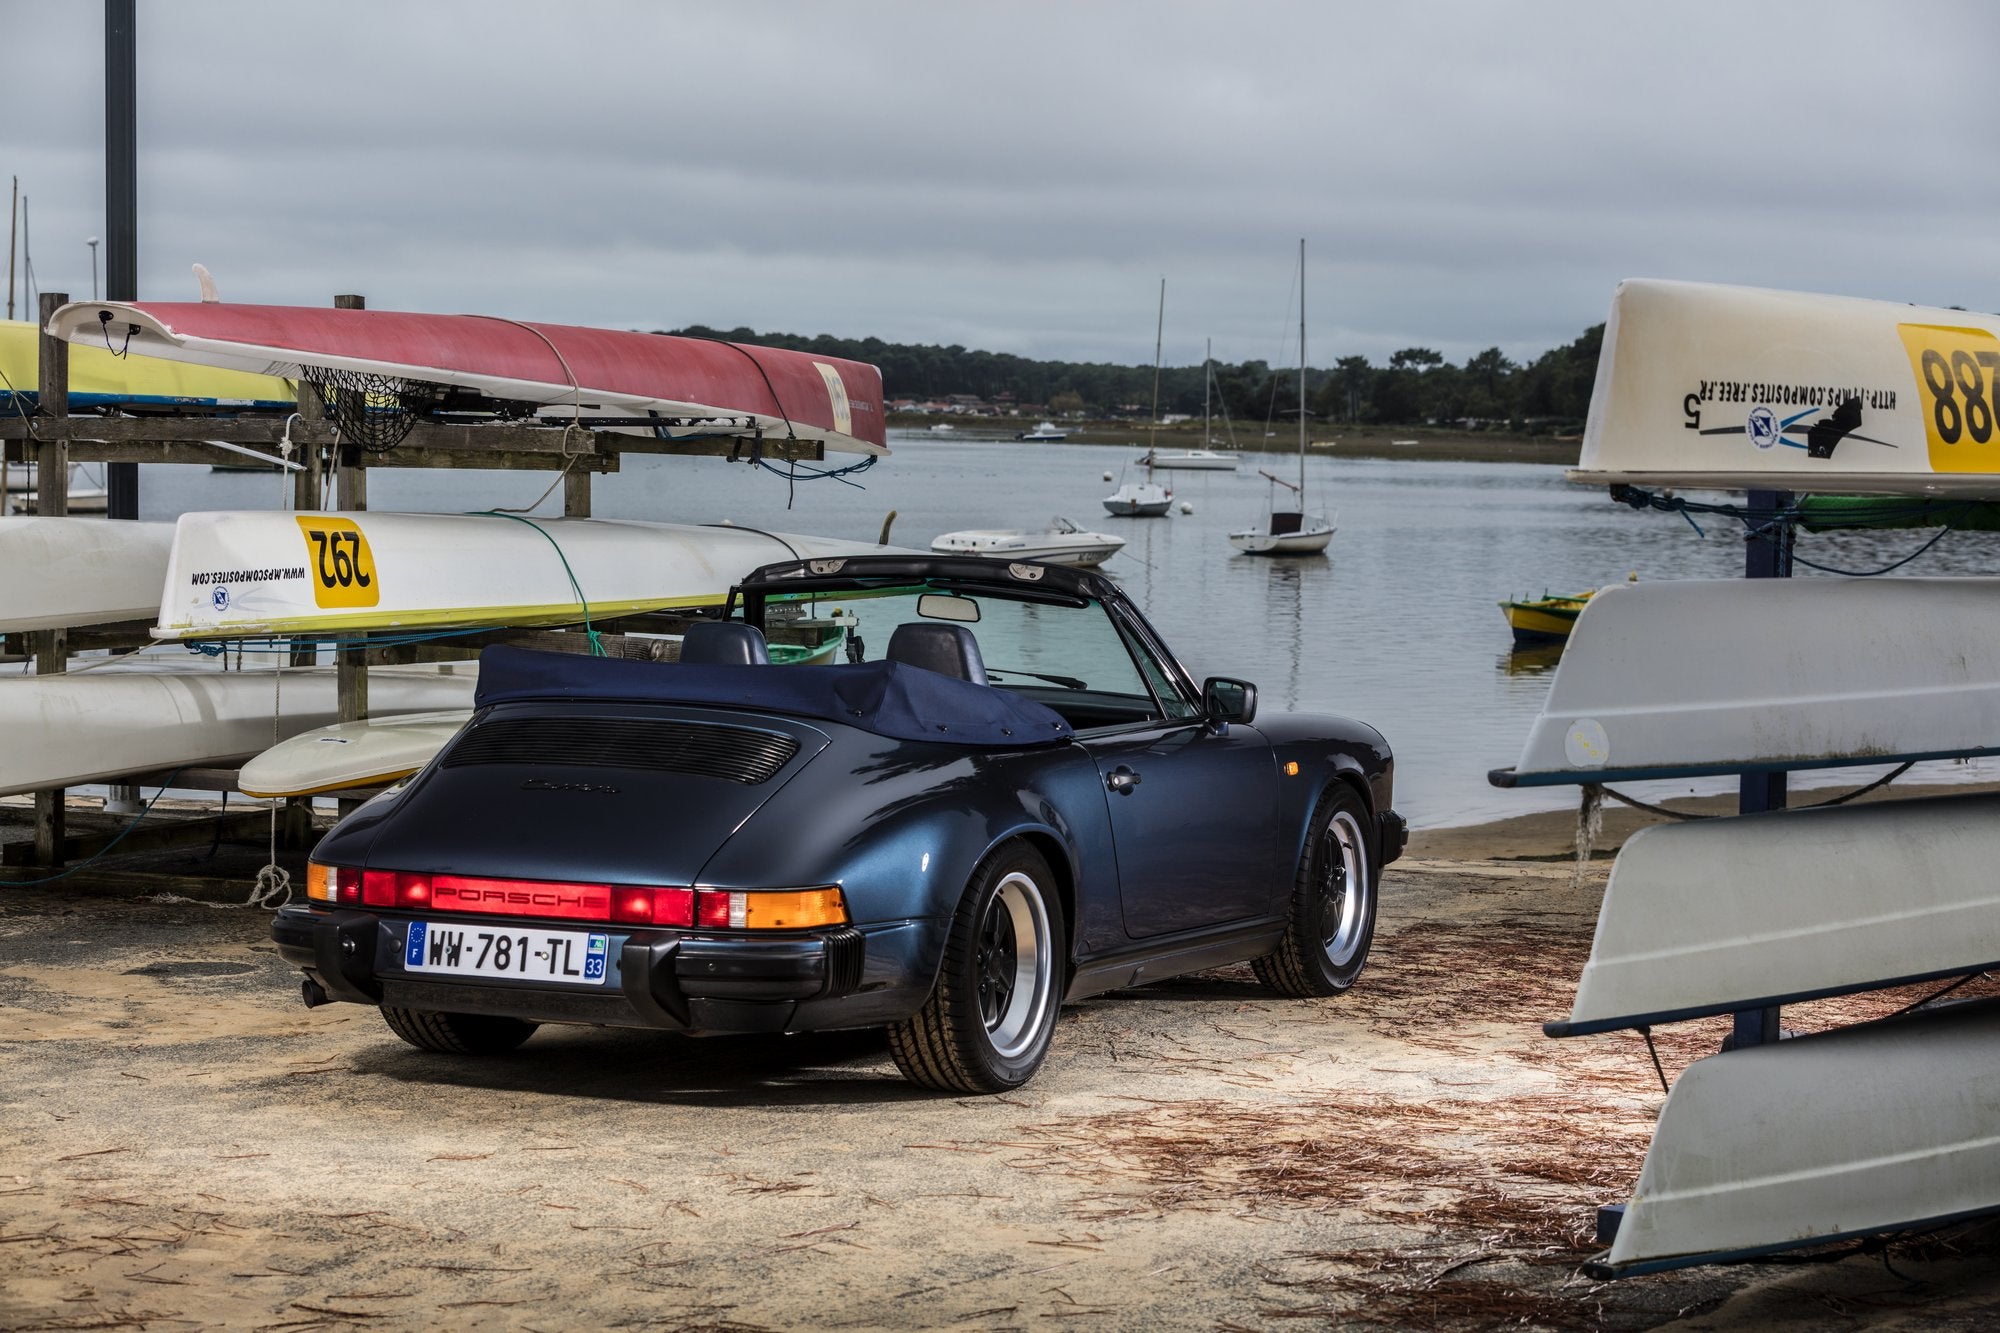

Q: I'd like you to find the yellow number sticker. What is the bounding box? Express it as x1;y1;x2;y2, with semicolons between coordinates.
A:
1896;323;2000;472
296;516;380;608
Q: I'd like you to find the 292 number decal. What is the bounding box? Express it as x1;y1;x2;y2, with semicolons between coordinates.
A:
294;516;381;609
1898;323;2000;472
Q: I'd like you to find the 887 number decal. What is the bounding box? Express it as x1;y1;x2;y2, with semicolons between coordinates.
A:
294;516;380;608
1899;323;2000;469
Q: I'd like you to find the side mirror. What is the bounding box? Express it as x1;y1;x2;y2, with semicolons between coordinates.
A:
1202;676;1257;727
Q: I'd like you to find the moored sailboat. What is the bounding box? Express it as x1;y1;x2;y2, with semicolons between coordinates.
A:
1230;240;1333;555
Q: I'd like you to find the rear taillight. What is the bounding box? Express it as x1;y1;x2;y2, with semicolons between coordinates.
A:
309;863;843;930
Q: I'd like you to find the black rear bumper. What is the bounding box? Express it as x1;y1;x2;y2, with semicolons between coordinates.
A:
272;905;874;1035
1378;809;1408;866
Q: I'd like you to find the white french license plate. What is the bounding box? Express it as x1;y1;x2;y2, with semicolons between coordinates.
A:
404;921;609;985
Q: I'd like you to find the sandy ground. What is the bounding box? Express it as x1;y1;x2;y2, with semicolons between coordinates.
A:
3;832;1998;1331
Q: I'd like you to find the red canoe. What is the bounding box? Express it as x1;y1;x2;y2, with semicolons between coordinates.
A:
46;300;886;455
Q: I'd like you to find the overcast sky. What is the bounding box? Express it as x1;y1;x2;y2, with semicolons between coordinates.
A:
6;1;1995;371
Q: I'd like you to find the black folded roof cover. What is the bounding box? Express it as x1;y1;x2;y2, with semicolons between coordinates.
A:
474;645;1074;749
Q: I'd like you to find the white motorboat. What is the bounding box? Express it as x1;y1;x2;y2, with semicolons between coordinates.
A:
1229;240;1334;555
1139;448;1236;471
930;517;1125;567
1016;421;1068;442
1102;480;1172;518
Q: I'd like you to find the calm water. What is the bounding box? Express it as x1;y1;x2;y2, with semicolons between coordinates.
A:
119;432;2000;828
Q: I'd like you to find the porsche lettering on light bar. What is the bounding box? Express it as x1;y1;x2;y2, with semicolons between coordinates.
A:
307;863;846;930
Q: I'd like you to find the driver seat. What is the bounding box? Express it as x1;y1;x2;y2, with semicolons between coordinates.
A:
887;622;987;685
679;621;770;665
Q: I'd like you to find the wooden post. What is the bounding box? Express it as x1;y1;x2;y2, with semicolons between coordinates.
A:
332;295;367;816
563;467;591;518
32;293;69;864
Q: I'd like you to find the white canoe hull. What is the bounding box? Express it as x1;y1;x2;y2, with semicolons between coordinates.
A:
1496;576;2000;785
239;708;471;798
1598;998;2000;1275
1573;279;2000;496
0;517;177;631
1553;793;2000;1036
0;663;477;796
154;511;903;640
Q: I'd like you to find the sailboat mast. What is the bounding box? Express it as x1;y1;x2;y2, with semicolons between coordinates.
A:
1297;237;1307;493
1147;277;1165;453
1202;336;1211;446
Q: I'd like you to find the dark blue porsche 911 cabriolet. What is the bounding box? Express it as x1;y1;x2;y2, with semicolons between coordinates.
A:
273;554;1402;1093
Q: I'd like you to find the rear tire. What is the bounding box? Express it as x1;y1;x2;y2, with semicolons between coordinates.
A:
889;843;1066;1094
380;1006;538;1055
1253;786;1377;997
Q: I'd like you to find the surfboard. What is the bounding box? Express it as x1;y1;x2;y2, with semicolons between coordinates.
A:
238;708;470;799
0;661;477;797
0;516;177;631
1591;997;2000;1277
43;301;885;456
152;510;903;641
1;317;294;411
1572;280;2000;496
1548;793;2000;1037
1491;576;2000;787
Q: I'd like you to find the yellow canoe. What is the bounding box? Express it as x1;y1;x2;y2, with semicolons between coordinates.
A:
0;318;293;410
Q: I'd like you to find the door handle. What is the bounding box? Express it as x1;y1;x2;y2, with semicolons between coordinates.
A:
1106;765;1142;795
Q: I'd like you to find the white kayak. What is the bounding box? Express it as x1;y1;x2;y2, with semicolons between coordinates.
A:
153;510;905;640
0;661;477;797
239;708;471;798
0;517;177;632
1574;279;2000;496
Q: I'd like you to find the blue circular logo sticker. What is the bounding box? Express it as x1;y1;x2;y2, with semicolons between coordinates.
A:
1747;405;1778;450
211;586;230;612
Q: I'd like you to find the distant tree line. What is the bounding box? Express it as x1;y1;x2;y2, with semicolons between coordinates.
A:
664;322;1605;432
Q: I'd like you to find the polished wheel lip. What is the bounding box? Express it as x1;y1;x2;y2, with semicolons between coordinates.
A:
978;870;1053;1059
1319;809;1369;968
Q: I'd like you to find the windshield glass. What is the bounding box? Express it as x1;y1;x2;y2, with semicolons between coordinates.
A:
762;582;1191;729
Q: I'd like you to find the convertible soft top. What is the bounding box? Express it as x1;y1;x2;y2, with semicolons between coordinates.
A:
474;645;1075;748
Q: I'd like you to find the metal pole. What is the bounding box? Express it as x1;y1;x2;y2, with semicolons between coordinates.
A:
104;0;139;521
1732;487;1793;1050
6;176;15;321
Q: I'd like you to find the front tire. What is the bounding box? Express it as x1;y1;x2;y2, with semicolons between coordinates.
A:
889;842;1066;1093
380;1006;538;1055
1253;786;1378;997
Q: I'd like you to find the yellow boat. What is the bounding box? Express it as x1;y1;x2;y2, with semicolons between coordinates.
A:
1500;589;1595;645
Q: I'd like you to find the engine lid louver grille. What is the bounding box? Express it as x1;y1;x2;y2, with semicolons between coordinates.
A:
443;718;799;785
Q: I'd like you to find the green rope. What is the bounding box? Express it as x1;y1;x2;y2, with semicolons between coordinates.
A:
466;510;606;656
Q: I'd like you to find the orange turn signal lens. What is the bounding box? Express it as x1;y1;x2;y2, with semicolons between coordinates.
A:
696;887;849;930
307;862;333;902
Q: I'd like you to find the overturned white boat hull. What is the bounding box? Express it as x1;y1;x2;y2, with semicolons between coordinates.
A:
0;517;177;631
0;663;477;796
154;511;901;640
239;709;471;798
1572;279;2000;496
1493;576;2000;786
1595;998;2000;1276
1553;794;2000;1036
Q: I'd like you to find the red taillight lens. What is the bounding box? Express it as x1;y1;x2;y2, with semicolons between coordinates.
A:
610;886;694;926
336;866;362;906
698;892;732;929
362;869;429;908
